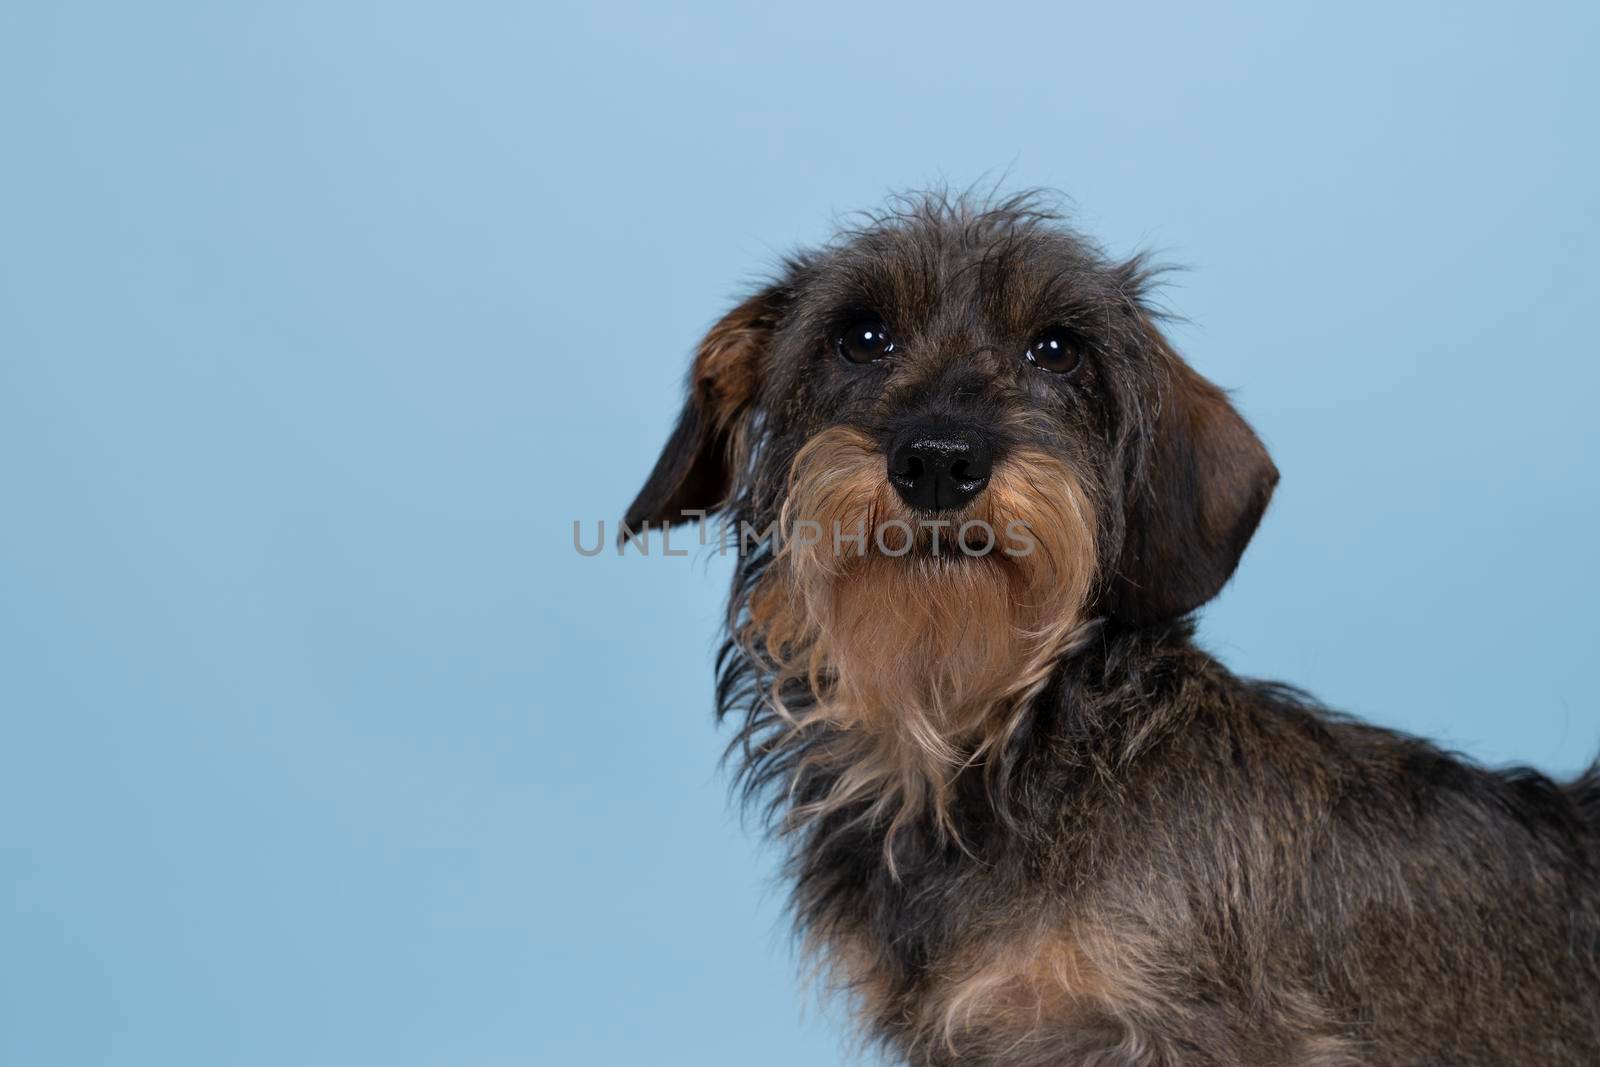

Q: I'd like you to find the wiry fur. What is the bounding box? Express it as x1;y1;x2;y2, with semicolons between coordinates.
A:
742;423;1099;854
624;190;1600;1065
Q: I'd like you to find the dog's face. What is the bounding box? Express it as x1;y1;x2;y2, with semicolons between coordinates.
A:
624;195;1277;826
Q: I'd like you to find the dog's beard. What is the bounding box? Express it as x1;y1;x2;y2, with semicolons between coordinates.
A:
740;426;1099;852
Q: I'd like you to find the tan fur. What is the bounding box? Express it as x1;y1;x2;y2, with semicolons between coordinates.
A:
935;923;1089;1040
692;293;767;431
820;904;1359;1064
803;925;900;1039
739;425;1099;853
811;902;1168;1059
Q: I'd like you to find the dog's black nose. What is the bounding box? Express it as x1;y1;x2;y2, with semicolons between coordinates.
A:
887;428;993;512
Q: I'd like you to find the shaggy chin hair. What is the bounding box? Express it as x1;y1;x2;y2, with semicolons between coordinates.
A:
736;425;1100;855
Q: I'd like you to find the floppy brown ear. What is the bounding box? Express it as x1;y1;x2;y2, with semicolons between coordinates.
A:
1107;333;1279;626
621;285;784;536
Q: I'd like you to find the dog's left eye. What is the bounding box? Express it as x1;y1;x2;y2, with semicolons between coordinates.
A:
1026;327;1083;374
837;319;896;363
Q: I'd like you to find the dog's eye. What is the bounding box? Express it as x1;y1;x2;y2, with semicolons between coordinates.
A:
837;319;896;364
1026;327;1083;374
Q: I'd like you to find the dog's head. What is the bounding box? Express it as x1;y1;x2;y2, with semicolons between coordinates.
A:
623;192;1276;829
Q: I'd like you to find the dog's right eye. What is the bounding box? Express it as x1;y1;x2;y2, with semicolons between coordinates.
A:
836;319;896;364
1025;326;1084;374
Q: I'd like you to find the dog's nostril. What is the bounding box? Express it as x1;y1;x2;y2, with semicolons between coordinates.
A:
886;427;994;512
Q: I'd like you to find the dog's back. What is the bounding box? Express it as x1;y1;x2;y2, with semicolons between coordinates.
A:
1281;697;1600;1065
1571;767;1600;829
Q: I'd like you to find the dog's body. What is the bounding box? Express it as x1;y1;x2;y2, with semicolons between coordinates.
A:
742;624;1600;1065
624;193;1600;1065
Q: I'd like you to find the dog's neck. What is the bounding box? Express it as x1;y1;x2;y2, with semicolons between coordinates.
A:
804;616;1202;849
736;564;1118;857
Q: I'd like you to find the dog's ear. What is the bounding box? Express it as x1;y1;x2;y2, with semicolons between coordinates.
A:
621;284;786;535
1107;329;1279;625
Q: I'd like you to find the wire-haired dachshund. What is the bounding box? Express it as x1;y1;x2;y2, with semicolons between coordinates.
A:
622;191;1600;1066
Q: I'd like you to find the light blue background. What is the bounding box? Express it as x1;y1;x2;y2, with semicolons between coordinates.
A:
3;3;1597;1065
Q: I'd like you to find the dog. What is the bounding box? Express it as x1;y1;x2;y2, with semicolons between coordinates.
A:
621;192;1600;1065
